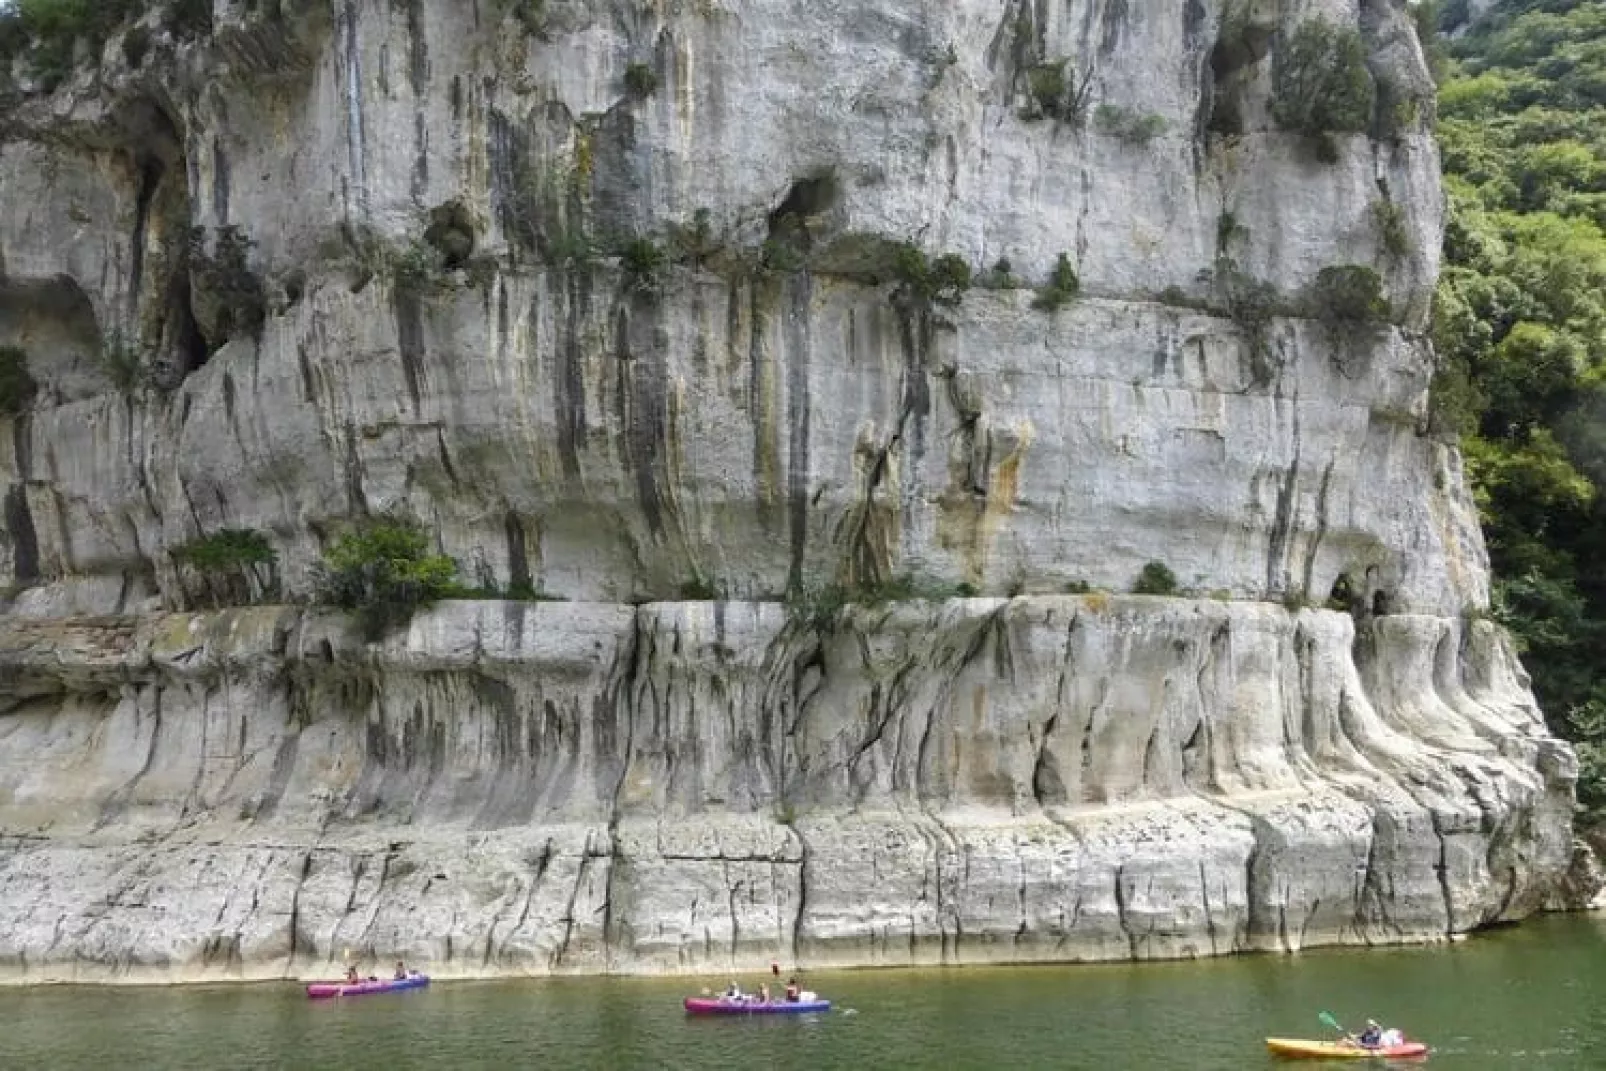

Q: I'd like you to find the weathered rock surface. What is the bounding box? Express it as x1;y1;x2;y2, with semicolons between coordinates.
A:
0;0;1581;980
0;0;1461;613
0;598;1576;980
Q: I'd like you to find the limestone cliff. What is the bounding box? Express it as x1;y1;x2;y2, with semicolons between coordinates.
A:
0;0;1582;981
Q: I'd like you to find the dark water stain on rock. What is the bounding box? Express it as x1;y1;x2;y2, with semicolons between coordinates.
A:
6;420;37;583
1100;0;1130;56
1182;0;1207;49
475;675;521;760
611;294;674;541
4;484;38;583
746;279;781;535
402;0;429;203
552;270;592;482
391;288;426;415
212;137;230;224
783;274;812;592
505;510;532;592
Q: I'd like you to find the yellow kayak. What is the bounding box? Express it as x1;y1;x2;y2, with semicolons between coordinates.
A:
1266;1038;1429;1060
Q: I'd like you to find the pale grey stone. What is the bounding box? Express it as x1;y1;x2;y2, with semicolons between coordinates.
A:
0;598;1575;980
0;1;1581;981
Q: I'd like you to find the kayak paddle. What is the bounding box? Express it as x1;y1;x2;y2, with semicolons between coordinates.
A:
1319;1011;1348;1036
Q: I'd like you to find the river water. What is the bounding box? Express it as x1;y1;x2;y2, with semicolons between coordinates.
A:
4;914;1603;1069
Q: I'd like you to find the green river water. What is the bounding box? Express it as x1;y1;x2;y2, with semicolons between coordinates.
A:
4;914;1604;1069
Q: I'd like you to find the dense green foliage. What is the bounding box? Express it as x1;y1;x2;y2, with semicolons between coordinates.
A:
1430;1;1606;816
1132;562;1178;596
314;518;459;640
171;528;275;571
188;226;266;343
1311;264;1391;324
171;528;278;608
623;62;657;100
618;236;667;290
1272;18;1377;160
1031;253;1080;312
890;245;971;308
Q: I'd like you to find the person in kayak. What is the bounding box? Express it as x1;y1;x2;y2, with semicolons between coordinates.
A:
393;961;408;980
1356;1020;1384;1048
758;983;771;1004
784;977;801;1002
344;965;360;984
724;980;743;1001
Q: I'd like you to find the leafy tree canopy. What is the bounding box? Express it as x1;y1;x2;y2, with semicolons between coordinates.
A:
1430;0;1606;817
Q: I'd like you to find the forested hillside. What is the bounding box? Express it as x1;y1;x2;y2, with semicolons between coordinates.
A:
1430;0;1606;816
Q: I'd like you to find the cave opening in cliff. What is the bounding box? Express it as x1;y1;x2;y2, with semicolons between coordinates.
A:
1206;15;1273;135
1329;573;1360;616
767;171;842;259
171;275;212;377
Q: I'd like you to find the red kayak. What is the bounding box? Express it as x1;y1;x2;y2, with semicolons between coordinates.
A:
306;973;429;999
684;996;831;1015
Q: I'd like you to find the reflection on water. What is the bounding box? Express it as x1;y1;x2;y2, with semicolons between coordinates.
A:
3;914;1604;1069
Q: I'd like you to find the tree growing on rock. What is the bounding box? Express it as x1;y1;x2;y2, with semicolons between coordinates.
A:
314;517;459;641
1272;18;1377;161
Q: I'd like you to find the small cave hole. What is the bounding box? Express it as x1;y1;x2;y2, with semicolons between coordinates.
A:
167;266;212;378
282;268;307;308
423;200;477;271
1206;18;1274;136
1328;573;1358;614
122;26;152;70
766;171;842;257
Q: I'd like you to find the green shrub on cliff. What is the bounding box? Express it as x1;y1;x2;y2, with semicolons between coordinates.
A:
1310;264;1390;324
1372;198;1413;262
314;518;459;640
623;62;657;100
172;528;276;571
1132;561;1178;596
786;574;975;632
172;528;278;608
890;244;971;308
1031;253;1080;312
1272;18;1377;160
1094;105;1167;145
618;236;667;291
188;226;266;345
1020;58;1092;122
95;332;147;393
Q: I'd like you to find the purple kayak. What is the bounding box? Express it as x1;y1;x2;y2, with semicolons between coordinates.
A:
684;996;831;1015
306;973;429;999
